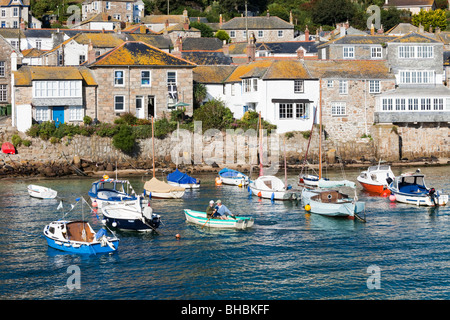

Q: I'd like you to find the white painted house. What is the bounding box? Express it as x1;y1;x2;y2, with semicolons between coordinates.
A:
194;60;319;133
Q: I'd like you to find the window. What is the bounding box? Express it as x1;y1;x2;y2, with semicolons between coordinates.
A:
13;21;18;28
339;80;348;95
79;55;86;65
369;80;380;93
10;40;18;49
126;2;132;10
167;71;176;84
399;70;434;84
69;106;84;121
382;98;393;111
327;80;333;88
331;102;346;116
106;1;110;9
167;72;177;101
230;30;236;38
279;103;293;119
113;14;121;20
141;70;151;86
0;84;6;102
242;79;251;93
295;103;309;119
371;47;382;59
1;9;5;17
36;107;49;122
35;40;41;50
420;98;431;111
0;61;4;77
114;70;124;86
433;98;443;110
13;7;18;17
231;83;235;96
398;45;433;59
294;80;304;93
278;30;283;38
252;78;258;92
258;30;264;38
343;46;354;59
33;81;81;98
408;98;418;111
395;98;406;111
114;96;125;111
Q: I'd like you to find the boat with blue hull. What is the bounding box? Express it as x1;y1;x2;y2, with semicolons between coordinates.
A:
388;171;448;206
43;220;119;255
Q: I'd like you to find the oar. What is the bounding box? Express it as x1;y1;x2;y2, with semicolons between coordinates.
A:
201;217;212;229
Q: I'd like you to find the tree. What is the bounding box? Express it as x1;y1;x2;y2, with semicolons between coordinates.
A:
311;0;356;27
411;9;447;31
215;30;230;43
190;21;214;37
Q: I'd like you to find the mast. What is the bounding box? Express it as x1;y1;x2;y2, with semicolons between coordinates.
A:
319;78;322;180
284;136;287;189
152;116;155;178
258;112;263;176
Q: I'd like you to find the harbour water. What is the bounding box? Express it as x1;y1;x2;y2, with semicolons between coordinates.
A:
0;166;449;300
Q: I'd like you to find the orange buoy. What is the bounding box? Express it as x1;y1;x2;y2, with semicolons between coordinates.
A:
175;234;181;240
215;177;222;185
257;191;262;197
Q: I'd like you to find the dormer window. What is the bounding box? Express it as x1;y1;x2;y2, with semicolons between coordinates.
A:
343;46;354;59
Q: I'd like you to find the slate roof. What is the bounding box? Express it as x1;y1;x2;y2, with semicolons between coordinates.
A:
383;0;435;7
257;41;319;54
221;16;293;30
87;41;196;67
181;37;224;51
182;52;232;65
389;31;441;43
14;66;97;86
318;35;397;47
141;15;186;25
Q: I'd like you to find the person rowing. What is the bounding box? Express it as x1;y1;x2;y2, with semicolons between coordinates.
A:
214;199;235;220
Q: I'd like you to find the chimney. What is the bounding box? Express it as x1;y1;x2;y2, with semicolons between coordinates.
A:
140;25;146;34
20;18;25;30
222;40;229;56
297;48;304;60
267;10;270;17
183;9;188;18
183;18;189;31
377;24;384;34
246;33;256;63
165;19;169;29
219;14;223;28
289;10;293;25
173;37;182;58
304;25;310;41
11;51;17;71
371;23;375;35
340;24;346;38
385;0;389;4
87;39;96;64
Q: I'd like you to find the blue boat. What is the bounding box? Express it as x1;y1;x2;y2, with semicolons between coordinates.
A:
88;177;141;208
218;168;249;186
43;220;119;255
167;169;200;189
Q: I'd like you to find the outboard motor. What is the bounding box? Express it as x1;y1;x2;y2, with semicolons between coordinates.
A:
428;188;437;206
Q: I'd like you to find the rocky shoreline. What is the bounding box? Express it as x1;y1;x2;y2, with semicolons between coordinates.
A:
0;154;448;180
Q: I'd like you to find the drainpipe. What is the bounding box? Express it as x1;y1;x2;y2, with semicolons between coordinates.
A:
128;66;131;113
364;79;368;135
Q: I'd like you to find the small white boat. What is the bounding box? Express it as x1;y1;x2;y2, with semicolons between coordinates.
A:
167;169;200;189
101;202;161;232
218;168;249;186
184;209;254;230
249;175;297;200
357;163;395;195
143;177;185;199
88;177;143;208
28;184;57;199
388;171;448;206
43;220;119;254
301;179;365;219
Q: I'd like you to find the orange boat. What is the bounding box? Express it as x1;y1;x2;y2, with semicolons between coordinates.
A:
357;163;395;196
1;142;15;154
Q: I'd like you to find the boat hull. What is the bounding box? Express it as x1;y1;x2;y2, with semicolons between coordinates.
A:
357;180;390;195
184;209;254;229
220;177;248;186
28;185;57;199
301;189;365;218
249;185;296;200
101;205;160;232
149;191;185;199
388;189;448;206
167;181;200;189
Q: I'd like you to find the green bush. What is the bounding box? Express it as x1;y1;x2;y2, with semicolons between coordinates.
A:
22;139;32;147
193;99;234;132
11;134;22;147
112;125;135;153
83;115;92;125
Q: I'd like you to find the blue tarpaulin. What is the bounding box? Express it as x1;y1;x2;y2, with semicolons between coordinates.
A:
167;169;198;185
218;168;247;178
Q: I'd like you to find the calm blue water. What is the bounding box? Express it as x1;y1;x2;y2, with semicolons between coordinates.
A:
0;166;449;300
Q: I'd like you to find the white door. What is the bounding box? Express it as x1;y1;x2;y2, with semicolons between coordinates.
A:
136;96;144;119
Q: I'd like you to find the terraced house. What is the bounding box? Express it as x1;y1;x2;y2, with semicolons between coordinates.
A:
85;41;195;122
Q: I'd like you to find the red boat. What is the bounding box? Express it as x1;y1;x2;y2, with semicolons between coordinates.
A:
357;164;395;196
1;142;15;154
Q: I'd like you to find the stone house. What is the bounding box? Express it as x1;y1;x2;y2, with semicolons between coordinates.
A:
375;32;450;125
141;9;189;33
70;12;121;31
220;13;294;43
0;34;22;107
12;65;97;131
82;0;145;24
85;41;196;123
304;60;396;142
